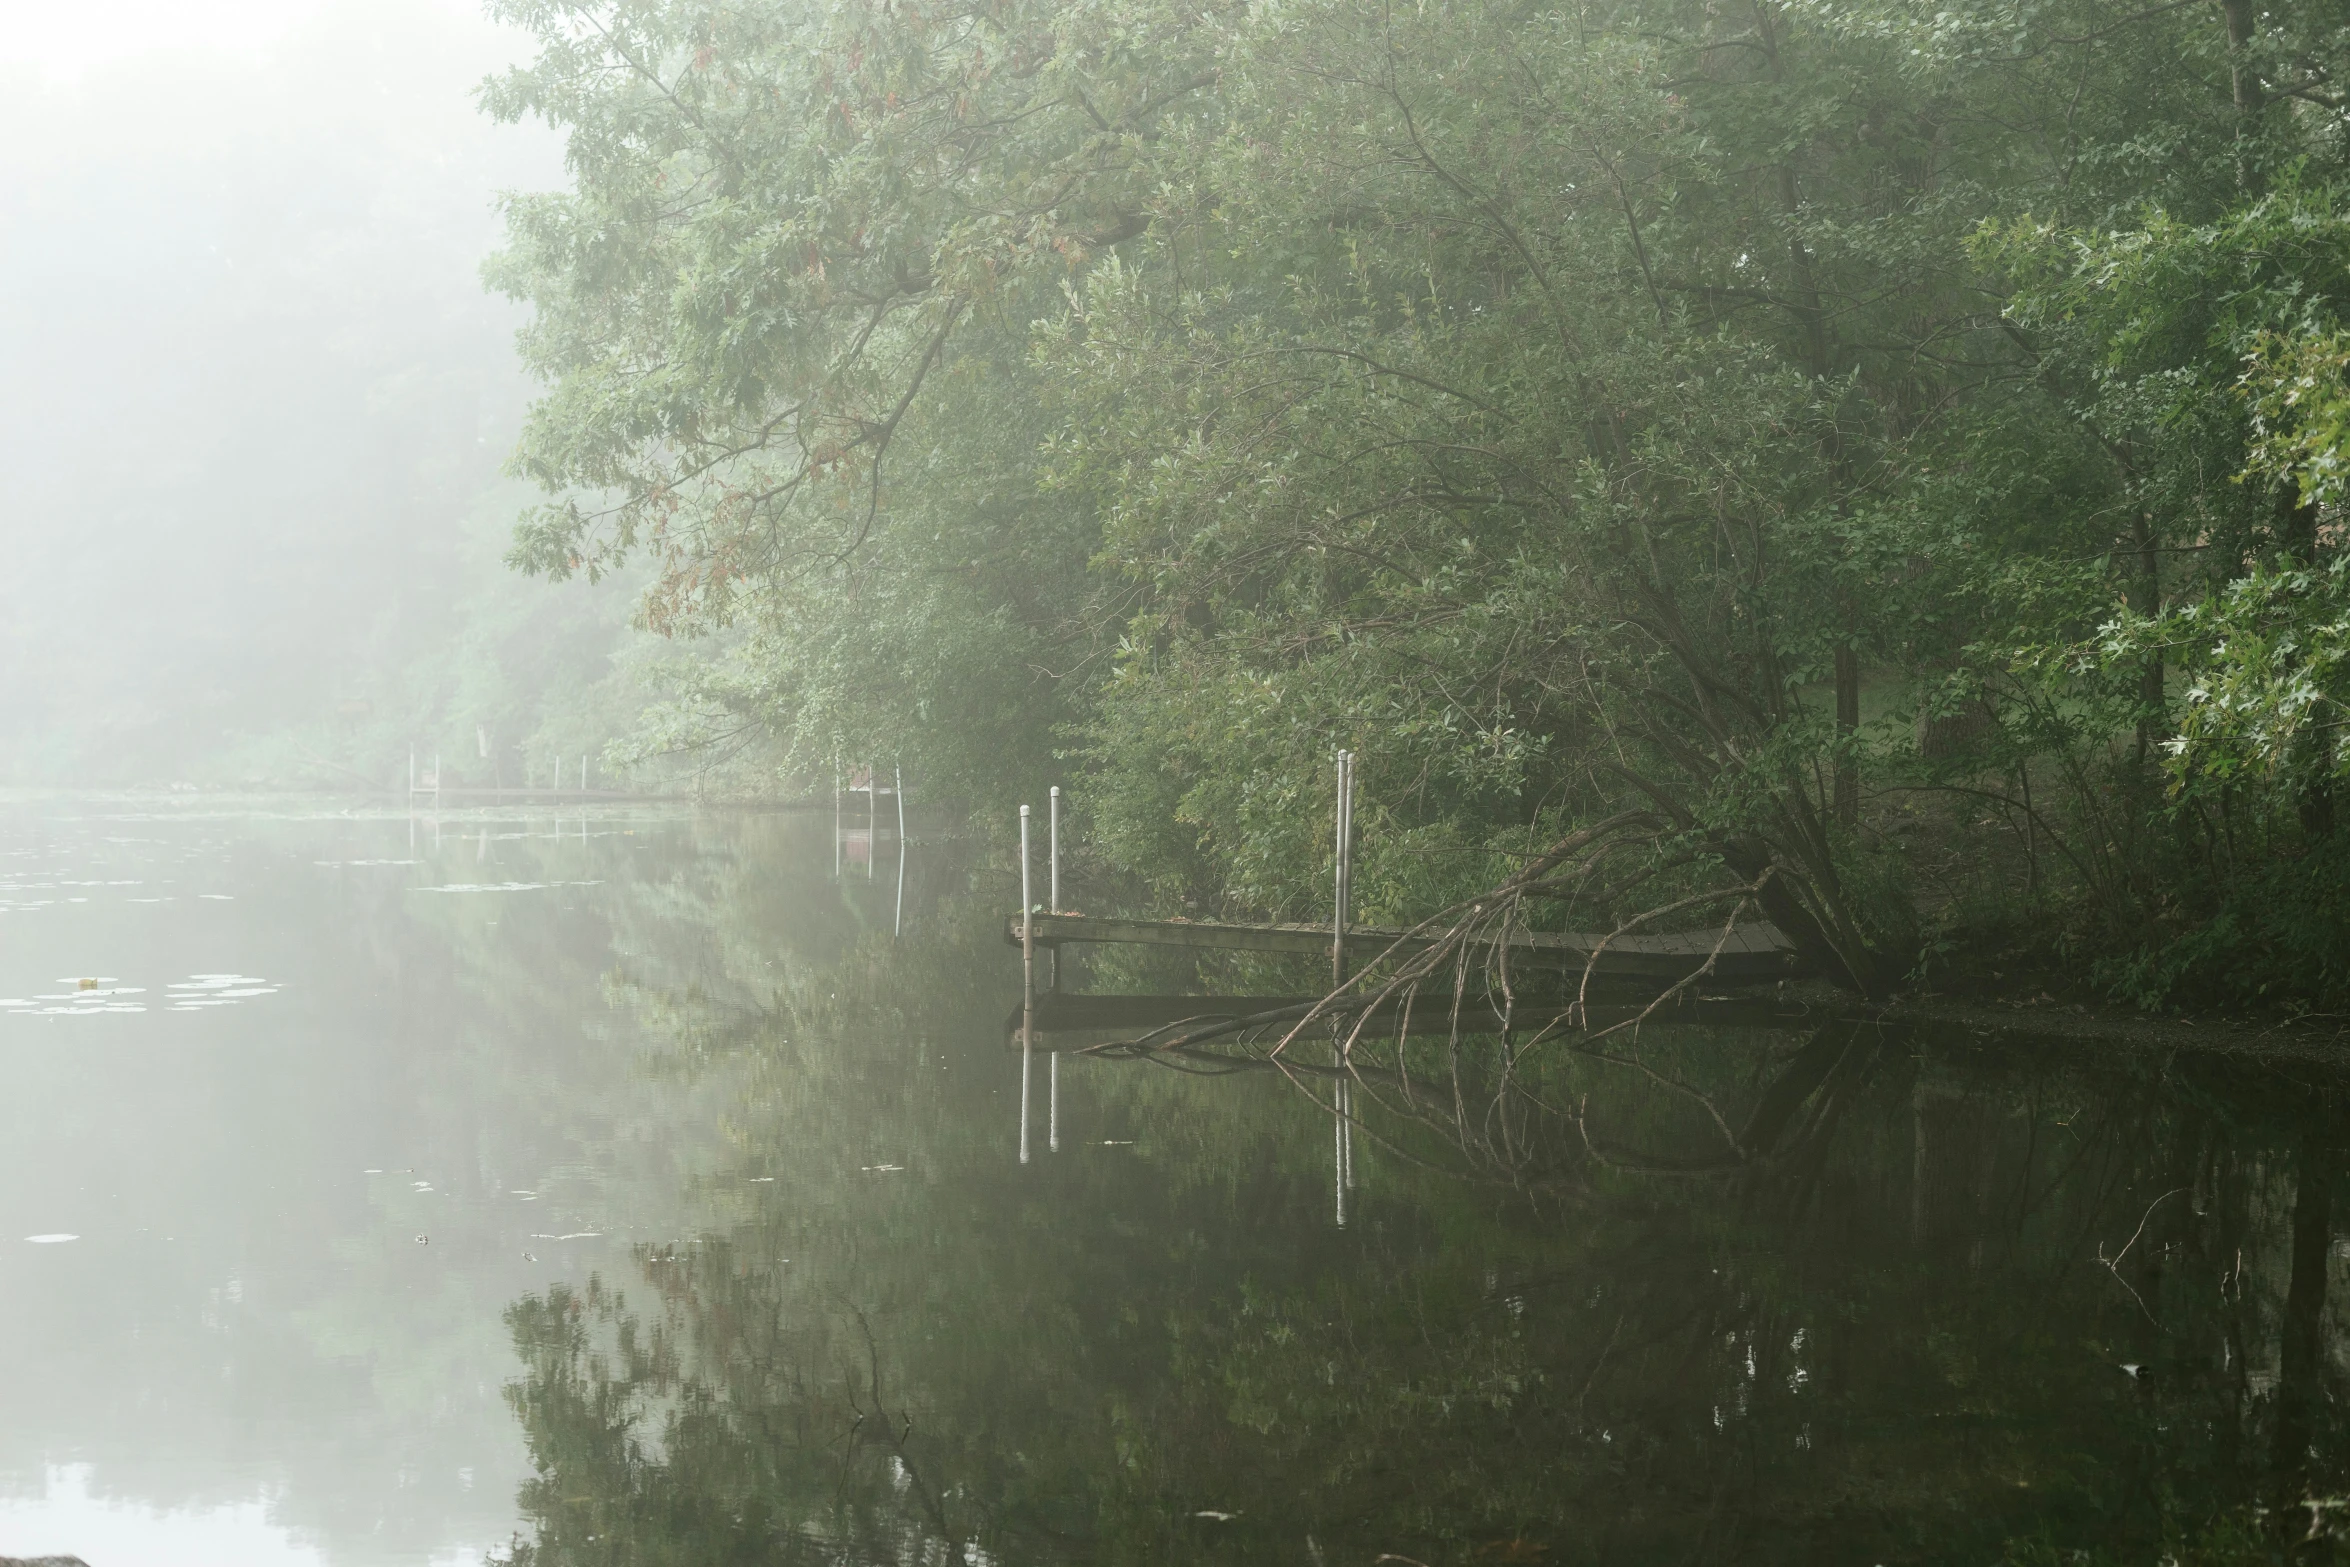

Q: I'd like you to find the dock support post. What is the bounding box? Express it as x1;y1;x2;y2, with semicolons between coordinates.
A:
833;761;842;880
1020;805;1035;1013
893;764;907;940
1333;750;1355;991
868;758;878;879
1020;803;1035;1164
1036;785;1061;1151
1048;786;1062;991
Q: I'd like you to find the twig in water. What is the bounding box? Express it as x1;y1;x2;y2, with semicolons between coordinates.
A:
2096;1186;2190;1327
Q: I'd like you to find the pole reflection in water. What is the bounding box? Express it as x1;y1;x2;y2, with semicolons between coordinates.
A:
1018;1037;1032;1165
1049;1050;1059;1153
893;764;907;940
1334;1076;1355;1227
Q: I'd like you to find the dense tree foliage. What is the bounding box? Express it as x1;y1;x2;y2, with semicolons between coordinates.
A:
487;0;2350;1006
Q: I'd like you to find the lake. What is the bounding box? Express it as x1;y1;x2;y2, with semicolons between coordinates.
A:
0;799;2342;1564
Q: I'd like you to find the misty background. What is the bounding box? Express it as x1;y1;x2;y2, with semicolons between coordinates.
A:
0;0;639;790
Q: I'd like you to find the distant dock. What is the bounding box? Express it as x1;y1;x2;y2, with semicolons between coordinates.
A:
410;787;683;805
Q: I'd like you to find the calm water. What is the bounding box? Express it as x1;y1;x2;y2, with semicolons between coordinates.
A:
0;800;2344;1564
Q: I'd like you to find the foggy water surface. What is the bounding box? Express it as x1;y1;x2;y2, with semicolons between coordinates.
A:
0;799;2345;1564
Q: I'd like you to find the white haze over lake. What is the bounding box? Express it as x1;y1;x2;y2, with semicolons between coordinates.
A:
0;0;566;785
0;0;490;79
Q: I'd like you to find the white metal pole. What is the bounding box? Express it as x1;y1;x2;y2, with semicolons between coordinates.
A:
893;765;907;940
1048;785;1062;991
1020;805;1034;1014
1333;750;1353;990
1020;800;1035;1165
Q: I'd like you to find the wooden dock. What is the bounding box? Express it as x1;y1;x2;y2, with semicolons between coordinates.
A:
1002;990;1814;1049
1004;912;1805;984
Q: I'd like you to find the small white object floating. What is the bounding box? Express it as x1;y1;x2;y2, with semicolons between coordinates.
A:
25;1234;78;1244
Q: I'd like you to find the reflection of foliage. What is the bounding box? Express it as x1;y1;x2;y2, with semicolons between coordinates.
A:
501;1263;950;1566
495;907;2350;1567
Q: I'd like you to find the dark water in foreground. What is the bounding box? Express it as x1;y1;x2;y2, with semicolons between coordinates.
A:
1;800;2345;1565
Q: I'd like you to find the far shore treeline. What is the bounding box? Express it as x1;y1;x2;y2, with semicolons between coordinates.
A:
479;0;2350;1013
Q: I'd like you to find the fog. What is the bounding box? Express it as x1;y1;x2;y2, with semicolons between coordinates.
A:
0;0;593;788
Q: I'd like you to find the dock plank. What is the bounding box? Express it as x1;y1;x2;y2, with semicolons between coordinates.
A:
1005;912;1805;983
1002;990;1814;1049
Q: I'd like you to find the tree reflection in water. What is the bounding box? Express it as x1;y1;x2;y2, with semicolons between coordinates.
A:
494;943;2350;1565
